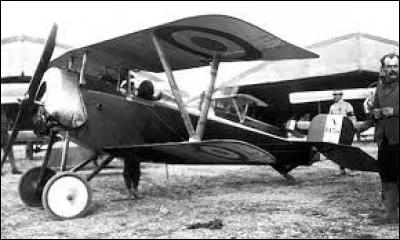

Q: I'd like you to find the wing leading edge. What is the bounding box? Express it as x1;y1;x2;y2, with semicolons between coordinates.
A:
103;139;276;165
50;15;318;77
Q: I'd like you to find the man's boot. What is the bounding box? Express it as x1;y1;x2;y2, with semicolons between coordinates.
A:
381;182;398;223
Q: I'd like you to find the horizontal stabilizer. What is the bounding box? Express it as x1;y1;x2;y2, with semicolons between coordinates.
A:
311;142;379;172
103;139;276;165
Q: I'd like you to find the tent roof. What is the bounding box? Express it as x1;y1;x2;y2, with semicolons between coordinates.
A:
1;35;72;79
224;33;399;88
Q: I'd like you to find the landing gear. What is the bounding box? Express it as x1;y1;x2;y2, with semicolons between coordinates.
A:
41;155;114;220
18;131;58;207
18;167;56;207
18;127;114;220
42;172;92;220
25;142;34;160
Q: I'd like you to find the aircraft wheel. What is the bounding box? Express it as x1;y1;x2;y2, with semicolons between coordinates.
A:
18;167;56;207
25;143;34;160
42;172;92;220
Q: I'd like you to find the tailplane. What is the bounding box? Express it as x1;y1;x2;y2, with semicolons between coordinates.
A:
305;114;378;172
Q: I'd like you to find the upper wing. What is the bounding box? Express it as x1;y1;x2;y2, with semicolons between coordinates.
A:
103;139;276;165
50;15;318;78
289;88;377;104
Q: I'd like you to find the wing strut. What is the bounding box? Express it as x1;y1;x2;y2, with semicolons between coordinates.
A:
195;55;220;140
152;33;198;141
152;34;221;142
79;51;88;85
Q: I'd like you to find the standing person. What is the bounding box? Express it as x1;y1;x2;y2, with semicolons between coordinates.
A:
1;110;22;175
329;89;357;175
122;157;142;200
357;53;399;223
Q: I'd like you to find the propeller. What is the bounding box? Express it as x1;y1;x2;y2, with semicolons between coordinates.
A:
1;24;58;171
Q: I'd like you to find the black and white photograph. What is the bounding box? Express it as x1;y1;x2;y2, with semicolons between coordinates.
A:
1;1;399;238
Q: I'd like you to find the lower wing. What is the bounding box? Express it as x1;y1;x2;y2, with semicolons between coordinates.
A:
103;139;276;165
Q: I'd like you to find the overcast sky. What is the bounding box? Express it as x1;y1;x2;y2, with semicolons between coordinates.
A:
1;1;399;95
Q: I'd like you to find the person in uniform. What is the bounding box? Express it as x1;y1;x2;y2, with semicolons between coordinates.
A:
329;90;357;175
123;157;142;200
357;53;399;223
1;110;22;175
120;79;164;200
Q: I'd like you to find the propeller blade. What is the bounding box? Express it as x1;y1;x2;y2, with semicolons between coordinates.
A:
26;24;58;104
1;24;58;171
1;107;23;170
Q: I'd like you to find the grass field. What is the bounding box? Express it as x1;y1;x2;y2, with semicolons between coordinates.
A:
1;142;399;239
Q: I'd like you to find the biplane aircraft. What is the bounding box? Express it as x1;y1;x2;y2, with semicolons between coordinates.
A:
2;15;379;220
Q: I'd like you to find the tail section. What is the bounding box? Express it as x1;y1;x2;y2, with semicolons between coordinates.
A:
310;142;378;172
307;114;355;145
303;114;378;172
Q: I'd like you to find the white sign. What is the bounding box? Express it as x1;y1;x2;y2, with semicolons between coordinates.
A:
322;115;343;144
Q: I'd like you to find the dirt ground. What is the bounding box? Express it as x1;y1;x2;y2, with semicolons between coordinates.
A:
1;142;399;239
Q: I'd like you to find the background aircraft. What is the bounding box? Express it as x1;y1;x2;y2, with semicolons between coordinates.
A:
3;15;378;220
218;33;399;130
1;35;72;158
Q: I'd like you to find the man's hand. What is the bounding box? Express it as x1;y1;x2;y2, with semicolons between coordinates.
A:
372;108;383;119
381;107;394;117
353;121;372;133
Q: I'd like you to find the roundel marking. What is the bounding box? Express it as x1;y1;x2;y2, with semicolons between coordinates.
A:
155;26;262;60
190;37;228;52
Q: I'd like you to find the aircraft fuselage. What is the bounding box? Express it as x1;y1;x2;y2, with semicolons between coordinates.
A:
65;89;314;166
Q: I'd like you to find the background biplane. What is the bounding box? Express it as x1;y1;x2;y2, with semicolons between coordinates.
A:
1;15;378;220
217;33;398;132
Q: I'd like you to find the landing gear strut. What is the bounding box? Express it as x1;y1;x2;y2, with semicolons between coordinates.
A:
25;142;34;160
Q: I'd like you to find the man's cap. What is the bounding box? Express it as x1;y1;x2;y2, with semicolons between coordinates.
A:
333;90;343;95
